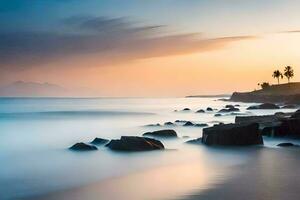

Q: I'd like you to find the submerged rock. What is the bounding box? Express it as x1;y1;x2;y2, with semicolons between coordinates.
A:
277;142;297;147
106;136;164;151
175;120;188;123
90;137;109;145
215;114;222;117
183;121;195;126
247;103;280;110
196;109;205;113
145;123;161;127
218;107;240;113
143;129;178;138
194;123;209;127
282;104;297;109
186;138;202;144
69;143;98;151
225;105;235;109
202;123;263;146
182;108;191;111
164;122;175;126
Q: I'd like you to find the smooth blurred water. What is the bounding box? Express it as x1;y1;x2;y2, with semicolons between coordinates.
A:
0;97;298;200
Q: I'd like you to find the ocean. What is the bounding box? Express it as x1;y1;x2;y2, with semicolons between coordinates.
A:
0;97;299;200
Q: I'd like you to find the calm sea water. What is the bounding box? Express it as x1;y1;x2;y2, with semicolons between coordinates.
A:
0;97;298;200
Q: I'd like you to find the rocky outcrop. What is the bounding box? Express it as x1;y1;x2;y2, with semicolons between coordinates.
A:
186;138;202;144
247;103;280;110
106;136;164;151
196;109;205;113
69;143;98;151
143;129;178;138
202;123;263;146
90;137;109;145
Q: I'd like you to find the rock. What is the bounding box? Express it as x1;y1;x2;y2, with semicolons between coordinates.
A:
194;123;208;127
106;136;164;151
225;105;235;109
182;136;190;138
143;129;178;138
277;142;297;147
145;123;161;127
183;121;195;126
186;138;202;144
247;103;280;110
215;114;222;117
182;108;191;111
282;104;297;109
202;123;263;146
90;137;109;145
69;143;97;151
175;120;188;123
196;109;205;113
218;107;240;113
291;109;300;118
164;122;175;126
206;107;213;111
235;104;240;107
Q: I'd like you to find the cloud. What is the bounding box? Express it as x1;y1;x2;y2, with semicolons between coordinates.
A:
0;16;256;69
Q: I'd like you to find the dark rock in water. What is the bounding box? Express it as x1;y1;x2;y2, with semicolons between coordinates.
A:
235;104;240;107
174;110;178;112
225;105;235;109
194;123;209;127
143;129;178;138
202;123;263;146
183;121;195;126
90;137;109;145
218;107;240;113
164;122;175;126
70;143;97;151
277;143;297;147
291;109;300;118
182;136;190;138
282;104;297;109
146;123;161;127
196;109;205;113
106;136;164;151
175;120;188;123
215;114;222;117
247;103;280;110
182;108;191;111
186;138;202;144
206;107;213;111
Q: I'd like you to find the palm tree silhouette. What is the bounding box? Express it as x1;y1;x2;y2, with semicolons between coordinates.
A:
284;66;294;83
272;70;283;85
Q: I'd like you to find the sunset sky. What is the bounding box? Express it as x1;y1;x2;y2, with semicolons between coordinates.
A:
0;0;300;97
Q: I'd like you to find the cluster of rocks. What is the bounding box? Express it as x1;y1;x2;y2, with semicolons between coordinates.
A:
176;107;215;113
146;120;208;128
218;105;240;113
70;129;180;152
236;109;300;138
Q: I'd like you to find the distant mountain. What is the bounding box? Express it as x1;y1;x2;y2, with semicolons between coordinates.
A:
0;81;69;97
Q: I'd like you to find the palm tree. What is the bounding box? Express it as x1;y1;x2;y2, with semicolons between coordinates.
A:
284;66;294;83
272;70;283;84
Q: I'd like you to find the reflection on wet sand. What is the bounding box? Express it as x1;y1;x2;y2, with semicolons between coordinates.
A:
35;162;228;200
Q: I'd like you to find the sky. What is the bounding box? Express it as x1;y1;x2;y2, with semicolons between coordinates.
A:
0;0;300;97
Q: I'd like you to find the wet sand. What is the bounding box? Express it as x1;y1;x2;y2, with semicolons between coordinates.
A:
182;147;300;200
29;147;300;200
